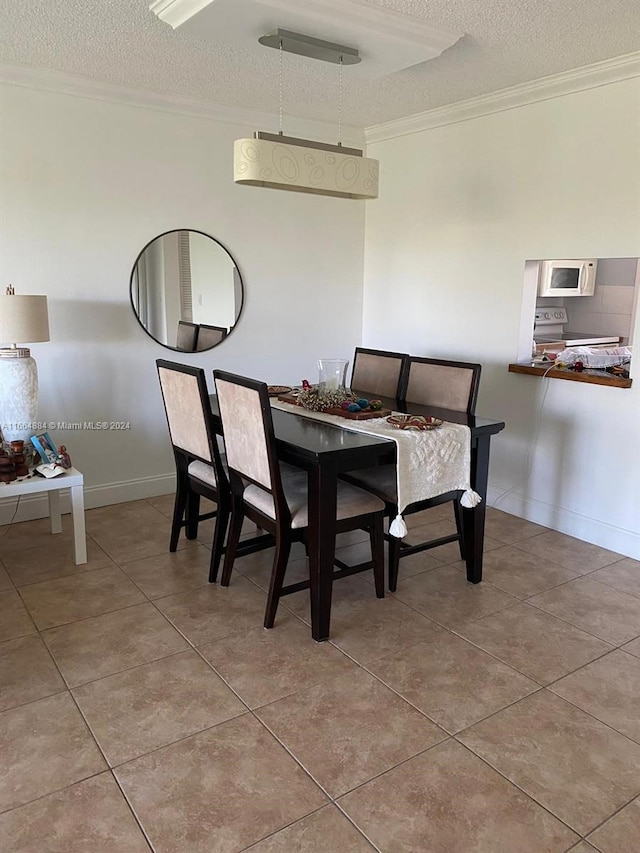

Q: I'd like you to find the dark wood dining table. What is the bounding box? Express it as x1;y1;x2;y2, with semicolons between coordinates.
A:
210;392;505;641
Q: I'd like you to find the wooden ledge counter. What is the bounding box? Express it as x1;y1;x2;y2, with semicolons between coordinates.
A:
508;362;632;388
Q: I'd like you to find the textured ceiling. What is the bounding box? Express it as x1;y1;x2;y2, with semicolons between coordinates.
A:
0;0;638;128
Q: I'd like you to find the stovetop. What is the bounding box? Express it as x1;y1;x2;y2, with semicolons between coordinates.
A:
534;333;620;346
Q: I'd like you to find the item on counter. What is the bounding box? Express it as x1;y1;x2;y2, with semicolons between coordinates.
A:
607;365;630;378
554;345;632;370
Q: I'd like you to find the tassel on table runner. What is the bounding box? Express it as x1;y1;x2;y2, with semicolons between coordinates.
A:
460;489;482;508
389;514;408;538
389;489;482;540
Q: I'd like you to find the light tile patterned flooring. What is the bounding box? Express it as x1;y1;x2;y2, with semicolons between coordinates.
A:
1;496;639;851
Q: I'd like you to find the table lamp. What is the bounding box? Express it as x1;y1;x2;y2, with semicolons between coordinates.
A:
0;285;50;442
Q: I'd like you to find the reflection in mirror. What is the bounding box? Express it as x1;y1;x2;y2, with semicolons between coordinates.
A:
130;230;244;351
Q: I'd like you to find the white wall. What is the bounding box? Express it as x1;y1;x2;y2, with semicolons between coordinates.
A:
363;77;640;558
190;234;236;330
0;82;367;514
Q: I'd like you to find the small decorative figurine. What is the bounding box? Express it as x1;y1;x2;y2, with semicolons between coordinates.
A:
57;445;72;469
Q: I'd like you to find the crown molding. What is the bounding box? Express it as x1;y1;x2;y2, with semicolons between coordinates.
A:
149;0;214;30
256;0;461;51
365;51;640;144
151;0;461;51
0;63;364;144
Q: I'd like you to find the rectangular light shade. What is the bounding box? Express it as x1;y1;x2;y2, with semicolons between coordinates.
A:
0;295;50;344
234;137;379;200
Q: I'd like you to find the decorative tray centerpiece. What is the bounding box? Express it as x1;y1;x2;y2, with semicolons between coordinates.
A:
386;414;443;431
267;385;292;397
278;386;391;420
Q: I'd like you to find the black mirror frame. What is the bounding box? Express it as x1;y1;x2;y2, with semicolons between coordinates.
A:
129;228;245;353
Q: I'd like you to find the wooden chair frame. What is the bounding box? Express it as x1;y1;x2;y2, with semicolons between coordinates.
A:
156;359;230;582
176;320;199;352
196;323;228;351
390;356;482;589
214;370;385;628
343;355;482;591
350;347;410;402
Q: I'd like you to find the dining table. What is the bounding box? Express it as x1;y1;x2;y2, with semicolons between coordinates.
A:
209;391;505;641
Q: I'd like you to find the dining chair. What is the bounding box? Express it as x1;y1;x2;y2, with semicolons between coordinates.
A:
343;356;482;592
176;320;199;352
196;324;227;351
156;359;230;583
213;369;386;628
350;347;410;400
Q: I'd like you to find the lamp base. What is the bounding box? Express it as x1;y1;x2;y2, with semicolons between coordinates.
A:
0;350;39;443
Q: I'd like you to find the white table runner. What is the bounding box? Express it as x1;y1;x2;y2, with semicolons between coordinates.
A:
271;400;481;537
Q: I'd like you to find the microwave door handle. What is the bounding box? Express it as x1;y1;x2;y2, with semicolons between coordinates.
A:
578;263;586;293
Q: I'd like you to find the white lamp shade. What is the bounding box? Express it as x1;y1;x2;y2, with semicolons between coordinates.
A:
234;138;379;200
0;295;50;345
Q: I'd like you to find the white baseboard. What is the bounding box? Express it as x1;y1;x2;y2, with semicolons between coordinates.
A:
0;473;176;525
2;472;637;561
487;485;640;561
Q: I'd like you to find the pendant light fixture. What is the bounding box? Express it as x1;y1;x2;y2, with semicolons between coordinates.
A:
234;29;379;200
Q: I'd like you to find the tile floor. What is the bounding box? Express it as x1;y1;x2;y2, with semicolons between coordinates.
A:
1;496;639;851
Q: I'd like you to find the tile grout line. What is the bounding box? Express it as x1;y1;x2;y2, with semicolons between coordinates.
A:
63;685;156;850
579;790;640;843
2;505;637;847
523;588;640;647
452;704;640;837
447;623;617;687
451;739;584;841
1;596;156;846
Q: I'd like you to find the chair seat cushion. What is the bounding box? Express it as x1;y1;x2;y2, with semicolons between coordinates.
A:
343;465;397;504
244;467;384;529
188;459;217;489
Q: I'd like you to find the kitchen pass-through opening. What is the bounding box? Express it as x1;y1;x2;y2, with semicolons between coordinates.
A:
516;256;638;376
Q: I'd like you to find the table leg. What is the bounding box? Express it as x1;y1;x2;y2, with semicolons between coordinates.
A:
462;434;491;584
70;485;87;565
307;462;338;641
48;490;62;534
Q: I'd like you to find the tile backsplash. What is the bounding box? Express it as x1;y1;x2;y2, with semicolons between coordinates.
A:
563;258;638;345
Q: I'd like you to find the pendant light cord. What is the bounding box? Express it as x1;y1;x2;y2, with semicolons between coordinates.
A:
279;38;283;135
338;54;343;146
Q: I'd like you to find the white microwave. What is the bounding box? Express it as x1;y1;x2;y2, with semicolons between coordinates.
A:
538;259;597;297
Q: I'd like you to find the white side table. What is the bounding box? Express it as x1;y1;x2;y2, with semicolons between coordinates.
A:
0;466;87;564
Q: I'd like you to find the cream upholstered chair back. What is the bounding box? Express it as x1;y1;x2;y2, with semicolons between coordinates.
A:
403;357;481;413
157;361;214;463
214;372;274;490
176;320;198;351
196;324;227;351
350;348;409;399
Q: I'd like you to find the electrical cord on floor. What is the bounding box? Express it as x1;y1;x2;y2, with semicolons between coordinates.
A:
492;361;556;509
0;495;22;539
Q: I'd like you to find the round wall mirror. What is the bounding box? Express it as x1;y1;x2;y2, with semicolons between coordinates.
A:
130;229;244;352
